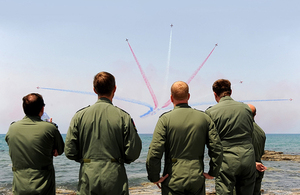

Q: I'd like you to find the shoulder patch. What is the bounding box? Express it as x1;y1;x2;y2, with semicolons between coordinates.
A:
159;110;172;118
76;105;90;113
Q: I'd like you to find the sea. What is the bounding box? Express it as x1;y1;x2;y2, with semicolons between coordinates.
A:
1;134;300;194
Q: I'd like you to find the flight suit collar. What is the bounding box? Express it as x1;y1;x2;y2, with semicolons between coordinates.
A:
97;97;113;105
24;115;42;121
219;96;233;103
174;103;190;109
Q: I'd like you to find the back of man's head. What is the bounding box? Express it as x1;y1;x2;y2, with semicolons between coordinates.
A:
212;79;232;98
23;93;45;116
171;81;189;101
93;72;115;96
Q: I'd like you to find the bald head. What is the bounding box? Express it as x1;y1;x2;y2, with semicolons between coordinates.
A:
171;81;190;105
247;104;256;117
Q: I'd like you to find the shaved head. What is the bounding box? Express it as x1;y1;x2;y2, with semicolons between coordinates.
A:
171;81;189;101
247;104;256;117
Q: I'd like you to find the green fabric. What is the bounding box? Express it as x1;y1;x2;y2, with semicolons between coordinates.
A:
205;96;256;195
252;122;266;195
252;122;266;163
5;115;64;195
65;97;142;195
146;103;223;195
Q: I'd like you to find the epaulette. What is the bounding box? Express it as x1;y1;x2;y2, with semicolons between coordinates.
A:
76;105;90;113
205;106;213;111
51;122;58;128
159;110;172;118
10;121;16;125
193;108;205;113
115;106;130;115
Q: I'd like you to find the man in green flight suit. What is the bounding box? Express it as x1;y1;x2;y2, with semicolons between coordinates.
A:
65;71;142;195
205;79;256;195
5;93;65;195
146;81;223;195
247;104;267;195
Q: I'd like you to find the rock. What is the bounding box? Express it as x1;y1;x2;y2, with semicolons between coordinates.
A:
262;150;300;161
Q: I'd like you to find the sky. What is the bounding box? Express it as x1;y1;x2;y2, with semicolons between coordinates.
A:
1;1;299;134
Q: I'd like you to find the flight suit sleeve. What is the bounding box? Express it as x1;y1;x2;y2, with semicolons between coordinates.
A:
146;117;166;182
123;116;142;164
64;114;80;162
206;117;223;177
52;125;65;155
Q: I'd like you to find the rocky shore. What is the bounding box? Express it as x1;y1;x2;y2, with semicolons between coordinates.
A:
262;150;300;161
7;150;300;195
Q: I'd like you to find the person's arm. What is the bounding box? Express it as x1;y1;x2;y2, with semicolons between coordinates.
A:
256;162;267;172
64;115;80;162
146;118;166;183
124;117;142;163
49;118;64;156
206;117;223;177
153;174;169;189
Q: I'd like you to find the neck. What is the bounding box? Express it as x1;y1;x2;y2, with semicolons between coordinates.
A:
98;95;113;102
173;100;188;107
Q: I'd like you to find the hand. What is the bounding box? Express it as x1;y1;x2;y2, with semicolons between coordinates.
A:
203;172;214;179
153;174;169;189
49;118;53;123
53;149;58;157
256;162;267;172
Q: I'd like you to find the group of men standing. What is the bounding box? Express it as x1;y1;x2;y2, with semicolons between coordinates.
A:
5;71;266;195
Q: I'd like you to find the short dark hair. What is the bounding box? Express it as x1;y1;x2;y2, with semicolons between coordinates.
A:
22;93;45;116
93;72;115;96
212;79;232;97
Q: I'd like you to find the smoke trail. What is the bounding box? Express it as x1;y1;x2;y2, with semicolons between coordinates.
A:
161;44;217;108
37;87;95;95
38;87;154;117
126;40;159;110
162;25;173;99
186;44;217;84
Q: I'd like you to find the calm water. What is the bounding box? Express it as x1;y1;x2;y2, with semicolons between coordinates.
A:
1;134;300;194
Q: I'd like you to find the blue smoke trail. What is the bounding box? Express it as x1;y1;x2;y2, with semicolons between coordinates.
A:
38;87;154;118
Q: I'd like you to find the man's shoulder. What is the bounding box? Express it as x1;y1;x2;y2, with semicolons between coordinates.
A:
253;122;266;135
159;110;172;118
115;106;131;116
76;105;90;113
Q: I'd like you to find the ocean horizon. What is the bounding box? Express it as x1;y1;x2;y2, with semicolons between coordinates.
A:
1;134;300;194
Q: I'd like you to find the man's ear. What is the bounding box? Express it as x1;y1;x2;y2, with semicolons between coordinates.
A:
39;107;44;118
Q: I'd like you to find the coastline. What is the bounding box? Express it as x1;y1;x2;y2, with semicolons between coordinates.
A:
2;149;300;194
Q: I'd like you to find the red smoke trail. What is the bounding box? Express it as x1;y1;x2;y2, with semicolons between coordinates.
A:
162;44;217;108
186;44;217;84
127;41;159;109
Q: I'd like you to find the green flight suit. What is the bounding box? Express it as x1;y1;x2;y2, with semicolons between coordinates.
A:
252;122;266;195
5;115;65;195
146;103;223;195
205;96;256;195
65;97;142;195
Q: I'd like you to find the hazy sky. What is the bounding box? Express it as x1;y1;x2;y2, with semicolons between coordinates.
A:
1;1;299;134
